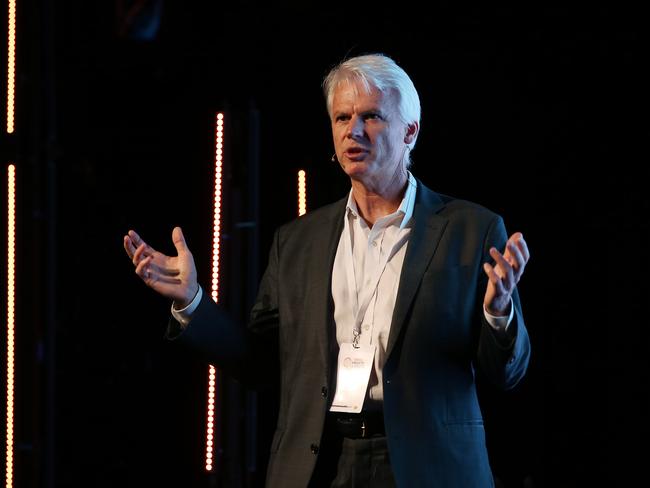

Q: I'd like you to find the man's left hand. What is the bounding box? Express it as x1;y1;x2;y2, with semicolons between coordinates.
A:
483;232;530;316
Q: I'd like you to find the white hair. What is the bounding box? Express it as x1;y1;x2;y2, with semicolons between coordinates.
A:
323;53;421;156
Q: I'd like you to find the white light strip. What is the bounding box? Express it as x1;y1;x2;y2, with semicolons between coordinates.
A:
206;112;224;472
298;170;306;216
6;0;16;133
6;164;16;488
211;113;223;305
205;365;216;472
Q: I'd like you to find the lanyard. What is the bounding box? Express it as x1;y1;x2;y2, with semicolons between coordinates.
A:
342;214;410;348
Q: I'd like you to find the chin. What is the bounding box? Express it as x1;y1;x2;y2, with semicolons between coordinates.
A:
342;162;369;177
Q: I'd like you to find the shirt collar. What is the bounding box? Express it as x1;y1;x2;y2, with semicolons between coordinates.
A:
345;171;418;229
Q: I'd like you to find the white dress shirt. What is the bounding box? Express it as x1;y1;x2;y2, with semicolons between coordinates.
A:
331;173;417;404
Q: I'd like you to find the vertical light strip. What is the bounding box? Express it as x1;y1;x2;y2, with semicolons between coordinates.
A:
211;112;223;304
298;170;307;216
5;164;16;488
5;2;17;484
6;0;16;133
205;113;224;472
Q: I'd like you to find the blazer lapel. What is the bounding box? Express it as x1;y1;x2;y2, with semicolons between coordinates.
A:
307;197;347;372
386;182;448;361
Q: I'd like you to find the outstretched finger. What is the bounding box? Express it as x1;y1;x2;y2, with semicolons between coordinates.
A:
483;262;507;295
489;247;514;282
506;241;526;276
135;255;153;279
128;230;144;246
514;234;530;263
132;243;150;266
124;235;137;259
489;248;516;292
172;227;189;254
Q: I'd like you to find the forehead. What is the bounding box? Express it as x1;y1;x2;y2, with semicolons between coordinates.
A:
331;80;397;111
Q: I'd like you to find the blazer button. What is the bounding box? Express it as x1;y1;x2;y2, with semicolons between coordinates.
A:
310;443;319;455
321;386;328;398
508;355;515;364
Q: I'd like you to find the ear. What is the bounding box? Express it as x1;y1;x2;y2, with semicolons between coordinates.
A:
404;122;419;144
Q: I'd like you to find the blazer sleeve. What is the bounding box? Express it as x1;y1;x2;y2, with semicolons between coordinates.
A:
475;215;531;390
165;230;281;388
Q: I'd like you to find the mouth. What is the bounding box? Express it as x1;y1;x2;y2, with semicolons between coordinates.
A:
344;147;369;161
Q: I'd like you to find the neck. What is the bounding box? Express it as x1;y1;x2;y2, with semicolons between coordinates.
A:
351;168;409;227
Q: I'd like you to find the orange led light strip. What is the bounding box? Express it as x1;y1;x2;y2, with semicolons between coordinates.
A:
6;0;16;133
205;113;224;472
298;170;306;216
5;165;15;488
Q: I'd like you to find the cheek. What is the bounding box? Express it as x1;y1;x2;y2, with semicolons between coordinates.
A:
385;132;404;152
332;126;345;143
374;134;393;153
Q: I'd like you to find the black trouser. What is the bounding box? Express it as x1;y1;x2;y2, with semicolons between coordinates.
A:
309;414;396;488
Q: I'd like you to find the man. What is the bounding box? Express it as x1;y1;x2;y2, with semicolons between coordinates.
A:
124;53;531;487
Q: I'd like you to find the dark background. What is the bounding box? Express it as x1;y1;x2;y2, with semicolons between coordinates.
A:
2;1;648;487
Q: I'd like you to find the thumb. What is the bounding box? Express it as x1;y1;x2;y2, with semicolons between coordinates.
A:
172;226;189;254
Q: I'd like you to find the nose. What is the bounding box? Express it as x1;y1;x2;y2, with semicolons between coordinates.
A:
346;115;364;139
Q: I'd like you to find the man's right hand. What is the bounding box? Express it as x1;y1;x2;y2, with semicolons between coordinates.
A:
123;227;199;308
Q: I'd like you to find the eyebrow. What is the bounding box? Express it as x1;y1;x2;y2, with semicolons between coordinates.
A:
360;109;384;117
332;108;385;118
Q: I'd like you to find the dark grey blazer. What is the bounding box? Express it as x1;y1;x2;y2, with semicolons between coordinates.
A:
171;180;531;488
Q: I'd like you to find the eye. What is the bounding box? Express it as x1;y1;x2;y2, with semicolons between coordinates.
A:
363;113;382;121
335;114;350;122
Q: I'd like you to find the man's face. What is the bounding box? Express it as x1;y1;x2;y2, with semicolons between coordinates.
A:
330;80;410;185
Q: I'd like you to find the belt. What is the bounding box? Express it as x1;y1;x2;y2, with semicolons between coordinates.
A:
328;411;386;439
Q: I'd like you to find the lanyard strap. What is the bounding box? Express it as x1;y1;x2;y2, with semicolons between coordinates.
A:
343;215;410;348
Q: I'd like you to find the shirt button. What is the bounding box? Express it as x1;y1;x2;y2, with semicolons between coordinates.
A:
508;355;516;364
321;386;328;398
372;241;377;247
363;324;370;331
310;443;319;455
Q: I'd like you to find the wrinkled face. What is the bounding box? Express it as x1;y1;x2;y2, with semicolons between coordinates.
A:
330;80;412;184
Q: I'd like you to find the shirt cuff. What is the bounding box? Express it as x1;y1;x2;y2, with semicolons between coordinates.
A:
483;297;514;331
171;286;203;328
